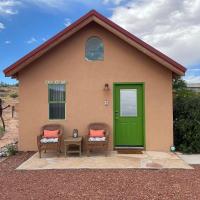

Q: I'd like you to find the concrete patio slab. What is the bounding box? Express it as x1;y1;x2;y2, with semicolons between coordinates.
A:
177;153;200;165
17;151;193;170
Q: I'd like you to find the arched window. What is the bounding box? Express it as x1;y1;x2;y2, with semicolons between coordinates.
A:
85;36;104;61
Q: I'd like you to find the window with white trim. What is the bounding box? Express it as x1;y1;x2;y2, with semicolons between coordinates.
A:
48;84;66;120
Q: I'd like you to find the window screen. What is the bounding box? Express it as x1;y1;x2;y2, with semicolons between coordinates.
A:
48;84;65;119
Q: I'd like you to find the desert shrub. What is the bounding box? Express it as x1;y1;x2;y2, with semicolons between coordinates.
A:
0;89;6;93
10;93;18;98
0;126;4;138
4;144;17;156
14;82;19;87
173;77;200;153
0;82;10;87
0;93;7;97
0;81;19;87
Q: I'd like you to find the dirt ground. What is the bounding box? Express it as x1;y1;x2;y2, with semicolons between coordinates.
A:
0;86;19;148
0;87;199;199
0;152;200;200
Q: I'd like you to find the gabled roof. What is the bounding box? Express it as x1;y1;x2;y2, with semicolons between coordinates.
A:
4;10;186;77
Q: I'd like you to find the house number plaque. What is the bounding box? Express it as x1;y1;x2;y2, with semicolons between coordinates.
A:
45;80;66;84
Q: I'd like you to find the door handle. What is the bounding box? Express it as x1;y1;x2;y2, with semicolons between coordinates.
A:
115;111;119;120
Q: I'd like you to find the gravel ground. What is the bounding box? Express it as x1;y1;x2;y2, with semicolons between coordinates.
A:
0;152;200;200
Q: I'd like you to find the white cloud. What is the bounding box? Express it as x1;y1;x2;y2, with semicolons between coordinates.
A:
110;0;200;67
42;37;47;42
0;0;20;15
5;40;11;44
103;0;124;5
184;75;200;83
23;0;68;10
26;36;50;44
0;22;5;30
26;37;37;44
188;68;200;72
0;0;73;14
64;18;71;27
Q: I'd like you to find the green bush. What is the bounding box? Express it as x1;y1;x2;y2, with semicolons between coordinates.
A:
0;81;18;87
10;93;18;98
5;144;17;156
0;81;10;87
173;78;200;153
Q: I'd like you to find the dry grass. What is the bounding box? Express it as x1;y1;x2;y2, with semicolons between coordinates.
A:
0;126;4;139
0;85;19;148
0;85;18;104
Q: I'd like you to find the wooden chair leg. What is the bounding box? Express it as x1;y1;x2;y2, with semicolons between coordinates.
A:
58;142;62;154
39;149;41;158
105;149;108;156
57;144;60;157
59;143;62;153
38;144;42;158
65;144;67;157
105;144;109;156
87;148;90;157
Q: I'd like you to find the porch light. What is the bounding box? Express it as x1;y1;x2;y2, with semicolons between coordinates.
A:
170;146;176;152
104;83;110;91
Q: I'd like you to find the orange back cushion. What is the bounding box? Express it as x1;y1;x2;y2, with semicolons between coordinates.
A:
43;130;59;138
90;129;105;137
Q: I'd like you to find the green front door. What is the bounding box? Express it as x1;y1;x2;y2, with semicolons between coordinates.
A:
114;84;144;147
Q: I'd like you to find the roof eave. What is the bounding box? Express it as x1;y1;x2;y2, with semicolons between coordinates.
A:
3;9;187;77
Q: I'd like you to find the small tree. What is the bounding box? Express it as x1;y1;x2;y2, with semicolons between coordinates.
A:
10;93;18;98
173;77;200;153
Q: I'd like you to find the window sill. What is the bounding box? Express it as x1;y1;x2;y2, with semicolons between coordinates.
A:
48;119;66;121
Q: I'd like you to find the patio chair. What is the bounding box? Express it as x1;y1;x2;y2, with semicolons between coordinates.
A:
85;123;110;156
37;124;63;158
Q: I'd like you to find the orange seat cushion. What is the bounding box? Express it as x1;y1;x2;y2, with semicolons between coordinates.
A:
43;130;59;138
89;129;105;137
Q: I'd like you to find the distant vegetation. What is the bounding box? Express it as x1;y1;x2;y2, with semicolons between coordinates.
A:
173;77;200;153
10;93;18;98
0;81;18;87
0;82;18;100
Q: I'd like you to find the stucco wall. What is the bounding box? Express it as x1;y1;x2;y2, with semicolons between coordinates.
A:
18;23;173;151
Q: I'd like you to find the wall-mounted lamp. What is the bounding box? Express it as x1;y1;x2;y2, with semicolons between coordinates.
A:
104;83;110;91
104;99;109;106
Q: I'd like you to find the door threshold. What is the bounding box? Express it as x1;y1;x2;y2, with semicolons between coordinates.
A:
114;146;144;150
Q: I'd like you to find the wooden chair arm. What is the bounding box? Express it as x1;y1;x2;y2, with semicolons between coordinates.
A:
105;131;109;139
105;131;109;137
40;128;44;136
37;134;42;139
85;134;90;142
37;135;42;146
58;133;63;140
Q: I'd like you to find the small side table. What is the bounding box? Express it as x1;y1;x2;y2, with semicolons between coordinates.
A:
64;137;83;157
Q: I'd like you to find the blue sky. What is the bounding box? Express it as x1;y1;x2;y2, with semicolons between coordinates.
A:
0;0;200;84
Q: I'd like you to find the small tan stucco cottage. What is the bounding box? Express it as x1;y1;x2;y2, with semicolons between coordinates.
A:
4;10;186;152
